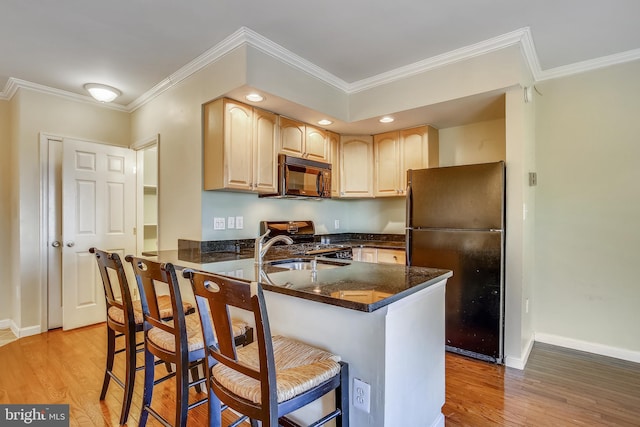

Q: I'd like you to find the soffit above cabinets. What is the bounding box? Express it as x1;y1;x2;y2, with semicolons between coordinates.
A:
225;86;506;134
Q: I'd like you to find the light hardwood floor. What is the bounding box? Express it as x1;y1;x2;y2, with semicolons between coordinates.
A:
0;324;638;426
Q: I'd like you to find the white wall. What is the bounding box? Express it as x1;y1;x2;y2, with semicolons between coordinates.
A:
533;60;640;361
0;100;11;322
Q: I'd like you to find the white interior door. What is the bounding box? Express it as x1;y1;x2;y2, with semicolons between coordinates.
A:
61;138;136;330
47;139;63;329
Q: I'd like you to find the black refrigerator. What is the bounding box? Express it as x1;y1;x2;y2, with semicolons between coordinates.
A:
406;161;505;363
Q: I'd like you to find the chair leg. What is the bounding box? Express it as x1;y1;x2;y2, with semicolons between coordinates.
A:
190;364;202;394
336;362;350;427
176;359;190;427
207;378;222;427
139;348;155;427
100;327;116;400
119;330;137;425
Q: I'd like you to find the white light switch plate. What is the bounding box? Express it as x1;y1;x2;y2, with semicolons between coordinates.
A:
213;217;225;230
227;216;235;229
235;216;244;229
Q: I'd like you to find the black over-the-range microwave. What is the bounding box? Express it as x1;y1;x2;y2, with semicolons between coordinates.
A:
260;154;332;199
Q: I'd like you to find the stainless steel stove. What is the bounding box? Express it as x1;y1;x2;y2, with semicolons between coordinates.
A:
259;220;352;259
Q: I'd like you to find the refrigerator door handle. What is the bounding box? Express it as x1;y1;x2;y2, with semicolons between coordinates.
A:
405;174;413;228
405;174;413;265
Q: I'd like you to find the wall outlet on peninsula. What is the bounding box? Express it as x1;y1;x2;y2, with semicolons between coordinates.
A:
353;378;370;413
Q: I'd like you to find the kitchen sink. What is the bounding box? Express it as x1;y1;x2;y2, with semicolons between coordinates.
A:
266;258;349;270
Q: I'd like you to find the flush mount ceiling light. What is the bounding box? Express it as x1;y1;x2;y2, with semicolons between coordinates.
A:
84;83;121;103
318;119;333;126
379;116;395;123
245;93;264;102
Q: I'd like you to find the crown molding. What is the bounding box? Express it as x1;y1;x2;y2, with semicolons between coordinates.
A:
127;26;350;111
0;77;128;111
349;27;537;94
536;48;640;81
3;26;640;111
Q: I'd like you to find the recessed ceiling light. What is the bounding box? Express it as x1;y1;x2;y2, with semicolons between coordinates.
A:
379;116;395;123
84;83;121;103
245;93;264;102
318;119;333;126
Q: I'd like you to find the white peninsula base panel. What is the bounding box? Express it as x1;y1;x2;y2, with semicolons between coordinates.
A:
259;278;447;427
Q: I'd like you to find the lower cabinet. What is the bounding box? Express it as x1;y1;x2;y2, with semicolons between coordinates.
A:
352;247;406;265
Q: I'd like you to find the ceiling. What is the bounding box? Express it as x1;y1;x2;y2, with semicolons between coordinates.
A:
2;0;639;131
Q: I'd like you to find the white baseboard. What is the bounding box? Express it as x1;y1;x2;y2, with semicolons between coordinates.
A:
0;319;10;329
535;333;640;364
504;335;534;370
6;321;42;339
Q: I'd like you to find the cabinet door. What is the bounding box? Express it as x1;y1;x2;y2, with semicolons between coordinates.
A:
253;109;278;193
399;126;439;193
374;131;400;197
279;116;305;157
377;248;406;265
359;247;378;263
327;131;340;198
340;135;374;198
224;100;253;190
305;125;328;161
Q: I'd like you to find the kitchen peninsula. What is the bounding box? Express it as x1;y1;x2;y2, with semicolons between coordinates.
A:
147;247;451;426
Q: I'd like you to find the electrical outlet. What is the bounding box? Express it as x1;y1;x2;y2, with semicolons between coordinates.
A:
235;216;244;229
334;219;340;230
227;216;235;229
353;378;370;413
213;217;225;230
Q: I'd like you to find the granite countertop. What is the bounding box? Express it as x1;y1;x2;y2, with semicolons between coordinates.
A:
146;245;451;313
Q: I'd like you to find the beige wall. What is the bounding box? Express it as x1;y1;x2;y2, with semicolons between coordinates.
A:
534;60;640;359
0;100;10;321
12;89;130;330
439;118;506;166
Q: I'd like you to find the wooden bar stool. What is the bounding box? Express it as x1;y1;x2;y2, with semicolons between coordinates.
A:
184;269;349;427
90;247;194;425
126;256;253;427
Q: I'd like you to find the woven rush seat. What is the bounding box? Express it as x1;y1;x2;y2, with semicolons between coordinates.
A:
213;335;341;405
106;295;194;325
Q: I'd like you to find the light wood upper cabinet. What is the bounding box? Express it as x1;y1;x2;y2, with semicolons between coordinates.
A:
279;117;328;162
374;131;401;197
373;125;439;197
252;109;279;193
203;98;277;193
305;125;328;161
327;131;340;197
340;135;374;198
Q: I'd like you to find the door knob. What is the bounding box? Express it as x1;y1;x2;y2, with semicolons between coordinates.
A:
51;241;61;248
66;241;75;248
